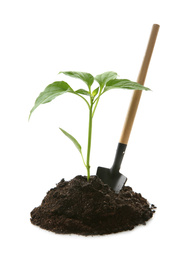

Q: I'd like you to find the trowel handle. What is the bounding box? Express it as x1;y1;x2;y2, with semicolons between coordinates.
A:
119;24;160;145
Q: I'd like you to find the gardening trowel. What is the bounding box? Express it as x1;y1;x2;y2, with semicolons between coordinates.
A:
97;24;160;193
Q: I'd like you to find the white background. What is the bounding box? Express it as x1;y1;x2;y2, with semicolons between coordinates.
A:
1;0;184;259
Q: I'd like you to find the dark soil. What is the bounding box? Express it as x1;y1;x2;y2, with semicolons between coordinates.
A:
30;175;156;236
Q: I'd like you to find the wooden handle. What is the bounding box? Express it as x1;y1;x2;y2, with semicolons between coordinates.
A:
119;24;160;144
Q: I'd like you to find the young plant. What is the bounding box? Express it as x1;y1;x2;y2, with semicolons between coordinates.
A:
29;71;149;180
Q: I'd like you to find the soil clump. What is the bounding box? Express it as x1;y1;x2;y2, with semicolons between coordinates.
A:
30;175;156;235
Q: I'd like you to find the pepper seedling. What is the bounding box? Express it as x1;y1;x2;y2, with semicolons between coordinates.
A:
29;71;149;180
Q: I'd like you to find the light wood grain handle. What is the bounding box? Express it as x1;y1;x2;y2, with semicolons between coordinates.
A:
119;24;160;144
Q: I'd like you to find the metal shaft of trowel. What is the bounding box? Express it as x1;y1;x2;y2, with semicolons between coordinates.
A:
111;143;127;174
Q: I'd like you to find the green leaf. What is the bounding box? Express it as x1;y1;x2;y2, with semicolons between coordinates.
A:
92;87;99;97
75;89;90;96
95;71;118;89
59;71;94;89
59;127;82;154
104;79;150;92
29;81;73;119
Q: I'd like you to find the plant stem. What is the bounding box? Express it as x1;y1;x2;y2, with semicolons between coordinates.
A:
86;96;93;180
92;89;103;117
74;93;90;109
92;96;100;117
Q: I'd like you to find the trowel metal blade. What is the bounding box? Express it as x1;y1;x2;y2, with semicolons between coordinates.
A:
97;167;127;193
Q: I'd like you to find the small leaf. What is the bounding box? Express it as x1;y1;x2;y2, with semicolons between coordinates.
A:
29;81;73;119
59;127;82;154
95;71;118;89
75;89;90;96
104;79;150;92
59;71;94;89
92;87;99;97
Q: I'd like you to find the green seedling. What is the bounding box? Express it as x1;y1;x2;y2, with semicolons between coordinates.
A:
29;71;149;180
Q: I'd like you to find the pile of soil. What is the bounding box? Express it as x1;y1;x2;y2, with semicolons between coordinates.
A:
30;175;156;236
